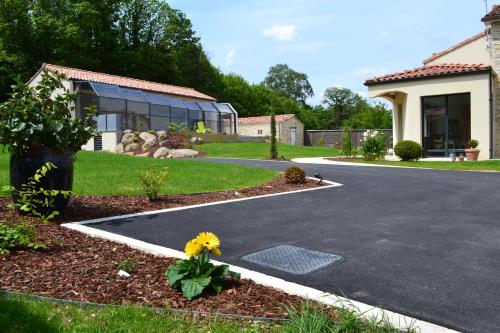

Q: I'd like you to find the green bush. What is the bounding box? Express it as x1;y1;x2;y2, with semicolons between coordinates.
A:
394;140;424;161
469;139;479;149
137;166;169;202
361;130;386;161
341;125;354;157
0;223;45;255
2;162;70;222
117;259;137;273
284;166;306;184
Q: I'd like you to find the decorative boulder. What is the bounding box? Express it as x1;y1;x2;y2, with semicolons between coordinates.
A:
157;131;167;141
115;143;124;154
190;137;203;144
139;131;156;143
121;133;138;145
124;142;140;152
136;152;151;158
142;140;156;151
168;149;199;159
158;140;168;147
123;129;133;134
153;147;170;159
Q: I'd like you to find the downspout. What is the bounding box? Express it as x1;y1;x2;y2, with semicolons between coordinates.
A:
490;71;494;159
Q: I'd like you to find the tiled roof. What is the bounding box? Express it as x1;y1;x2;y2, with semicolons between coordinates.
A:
423;31;486;64
364;64;490;85
30;63;216;101
238;114;297;124
482;5;500;22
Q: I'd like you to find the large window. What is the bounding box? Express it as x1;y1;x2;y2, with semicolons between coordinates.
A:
422;93;470;157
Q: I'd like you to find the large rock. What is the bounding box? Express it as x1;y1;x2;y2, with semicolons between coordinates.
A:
190;137;203;144
123;129;133;134
139;131;156;143
136;152;151;158
115;143;124;154
124;142;140;152
158;140;168;148
142;140;156;151
168;149;199;159
157;131;167;141
121;132;138;145
153;147;170;159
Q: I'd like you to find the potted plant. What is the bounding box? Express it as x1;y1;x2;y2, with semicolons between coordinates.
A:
0;71;96;213
465;139;480;162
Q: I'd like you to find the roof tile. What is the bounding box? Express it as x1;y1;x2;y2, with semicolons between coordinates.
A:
482;5;500;22
364;64;490;85
33;63;216;101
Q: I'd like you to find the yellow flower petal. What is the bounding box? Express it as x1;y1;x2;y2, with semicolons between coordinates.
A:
196;232;220;251
211;247;222;256
184;239;203;258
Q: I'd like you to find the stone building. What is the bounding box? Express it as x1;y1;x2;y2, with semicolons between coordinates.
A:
238;114;304;145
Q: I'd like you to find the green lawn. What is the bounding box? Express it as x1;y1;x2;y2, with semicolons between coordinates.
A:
358;160;500;172
0;295;412;333
0;150;278;196
197;142;341;160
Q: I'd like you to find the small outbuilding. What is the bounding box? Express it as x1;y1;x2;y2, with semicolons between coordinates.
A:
238;114;304;145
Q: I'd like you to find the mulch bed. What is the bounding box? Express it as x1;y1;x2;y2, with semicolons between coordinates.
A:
0;176;325;319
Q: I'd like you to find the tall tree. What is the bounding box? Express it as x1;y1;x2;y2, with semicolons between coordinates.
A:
263;64;314;105
270;107;278;159
350;101;392;129
322;87;368;128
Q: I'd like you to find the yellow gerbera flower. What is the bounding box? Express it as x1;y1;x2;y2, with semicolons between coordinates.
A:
196;232;220;250
184;239;203;258
211;247;222;256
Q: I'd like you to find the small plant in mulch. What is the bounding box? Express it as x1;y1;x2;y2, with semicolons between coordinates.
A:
137;166;169;202
284;166;306;184
2;162;70;223
166;232;240;300
117;259;137;273
0;222;46;255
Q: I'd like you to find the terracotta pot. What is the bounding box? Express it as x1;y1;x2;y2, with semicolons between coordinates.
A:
465;149;480;162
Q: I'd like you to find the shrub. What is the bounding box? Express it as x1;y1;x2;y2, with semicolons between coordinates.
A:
341;125;354;157
117;259;137;273
270;109;278;159
361;130;386;161
394;140;424;161
166;232;239;300
0;223;46;255
284;166;306;184
317;138;326;147
469;139;479;149
137;166;169;202
2;162;70;222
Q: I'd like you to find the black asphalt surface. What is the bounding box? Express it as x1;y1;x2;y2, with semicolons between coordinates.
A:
91;158;500;333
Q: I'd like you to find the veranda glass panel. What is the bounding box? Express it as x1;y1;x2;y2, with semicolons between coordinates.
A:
204;111;219;132
99;97;126;131
422;96;446;157
189;110;203;130
171;107;188;126
447;94;470;152
127;101;150;131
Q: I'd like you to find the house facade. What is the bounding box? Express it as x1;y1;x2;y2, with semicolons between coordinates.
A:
238;114;304;145
28;64;238;151
365;6;500;160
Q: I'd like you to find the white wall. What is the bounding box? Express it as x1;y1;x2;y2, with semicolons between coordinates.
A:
368;73;491;160
424;34;491;66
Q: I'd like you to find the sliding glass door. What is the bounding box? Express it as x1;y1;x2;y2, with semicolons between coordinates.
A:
422;93;470;157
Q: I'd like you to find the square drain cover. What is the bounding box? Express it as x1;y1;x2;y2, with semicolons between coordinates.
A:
241;245;343;275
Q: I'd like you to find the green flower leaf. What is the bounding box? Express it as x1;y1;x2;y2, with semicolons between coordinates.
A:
166;261;189;286
181;276;211;300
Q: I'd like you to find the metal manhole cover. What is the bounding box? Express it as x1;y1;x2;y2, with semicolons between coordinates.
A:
241;245;343;275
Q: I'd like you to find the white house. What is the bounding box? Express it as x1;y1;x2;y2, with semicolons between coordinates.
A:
365;5;500;160
28;63;238;151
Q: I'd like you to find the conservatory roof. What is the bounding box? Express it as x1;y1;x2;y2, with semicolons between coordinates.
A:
79;81;236;113
30;63;216;101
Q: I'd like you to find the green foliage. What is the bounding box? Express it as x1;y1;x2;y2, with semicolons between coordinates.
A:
166;253;238;300
361;130;386;161
322;87;369;128
270;108;278;159
0;71;96;157
137;166;169;202
263;64;314;105
0;222;45;255
284;166;306;184
350;102;393;129
469;139;479;149
117;259;137;273
341;125;354;157
317;138;326;147
3;162;70;222
394;140;424;161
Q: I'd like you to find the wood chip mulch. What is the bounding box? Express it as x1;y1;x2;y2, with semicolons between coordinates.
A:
0;176;323;318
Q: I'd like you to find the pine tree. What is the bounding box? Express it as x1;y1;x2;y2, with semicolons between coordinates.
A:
270;108;278;159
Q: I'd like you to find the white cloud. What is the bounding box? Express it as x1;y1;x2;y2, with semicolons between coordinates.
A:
355;67;388;79
224;48;237;66
262;24;297;41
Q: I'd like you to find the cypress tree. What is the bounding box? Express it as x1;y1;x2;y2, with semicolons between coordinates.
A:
270;108;278;159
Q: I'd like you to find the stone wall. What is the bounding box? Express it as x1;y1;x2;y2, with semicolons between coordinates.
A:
305;129;393;148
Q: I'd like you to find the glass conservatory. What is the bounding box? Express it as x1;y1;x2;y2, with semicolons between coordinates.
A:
74;81;237;134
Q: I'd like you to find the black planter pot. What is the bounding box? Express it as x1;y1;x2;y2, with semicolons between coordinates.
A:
10;150;75;214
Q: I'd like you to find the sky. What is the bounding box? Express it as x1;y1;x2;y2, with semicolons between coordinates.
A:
169;0;489;104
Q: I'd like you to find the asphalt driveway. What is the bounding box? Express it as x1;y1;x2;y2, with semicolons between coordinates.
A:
89;159;500;333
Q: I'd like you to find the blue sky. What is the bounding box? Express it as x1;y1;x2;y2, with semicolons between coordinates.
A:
170;0;488;104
